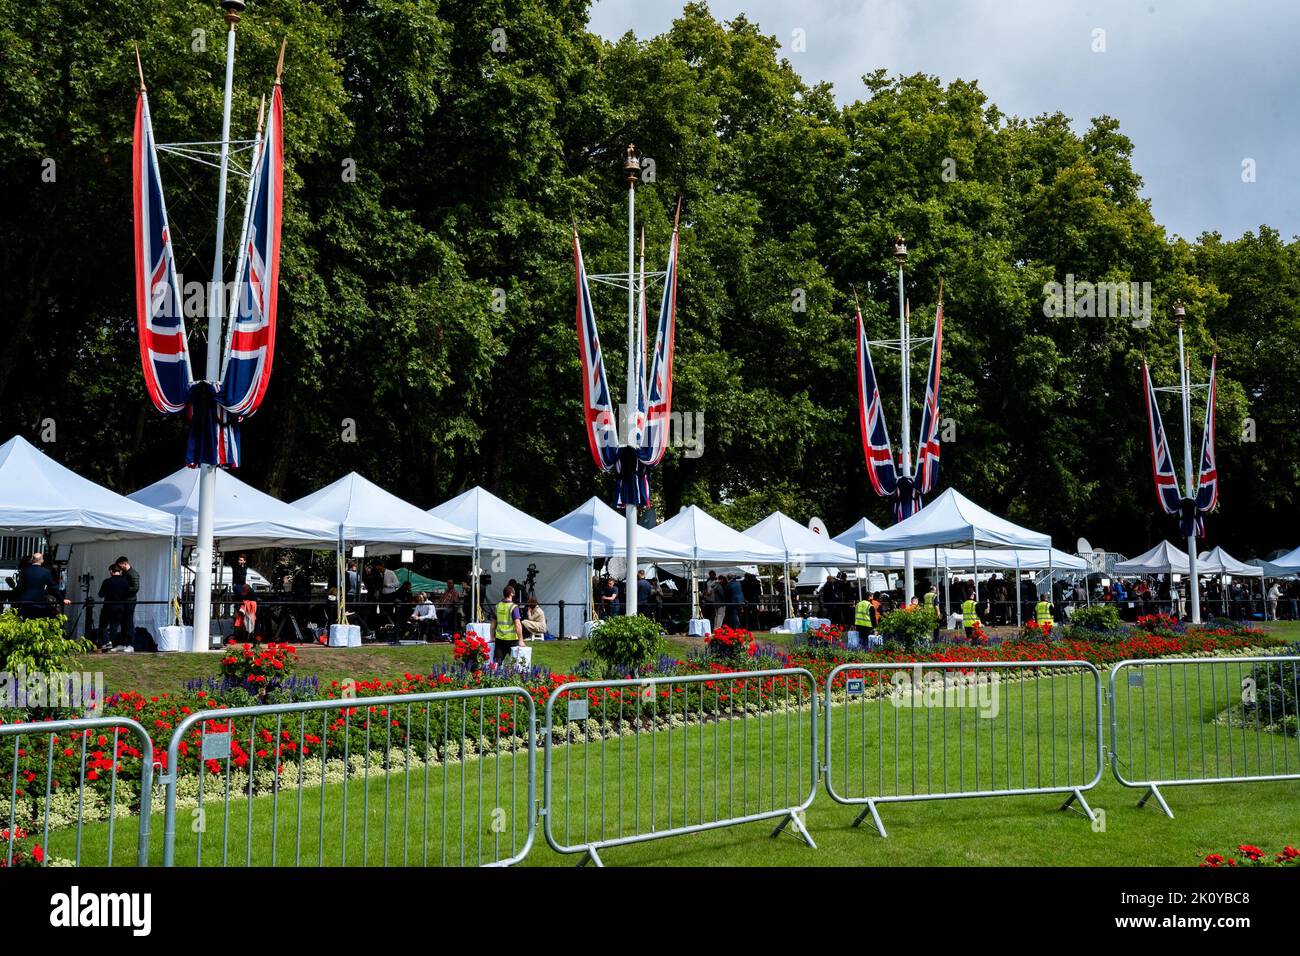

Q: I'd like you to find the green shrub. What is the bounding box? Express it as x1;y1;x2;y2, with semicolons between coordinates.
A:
0;611;92;674
877;605;935;650
586;615;664;677
1068;604;1122;631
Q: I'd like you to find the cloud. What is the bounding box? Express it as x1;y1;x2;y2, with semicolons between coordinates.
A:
586;0;1299;240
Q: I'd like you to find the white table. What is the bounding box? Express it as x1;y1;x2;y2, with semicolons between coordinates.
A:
687;618;712;637
329;624;361;647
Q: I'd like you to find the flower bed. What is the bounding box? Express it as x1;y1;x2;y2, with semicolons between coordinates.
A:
1200;844;1299;867
0;625;1288;830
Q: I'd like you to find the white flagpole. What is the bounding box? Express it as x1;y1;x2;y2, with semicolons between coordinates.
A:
192;2;242;653
1174;302;1201;624
624;145;639;615
895;237;914;604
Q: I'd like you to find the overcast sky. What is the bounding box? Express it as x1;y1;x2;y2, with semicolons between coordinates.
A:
586;0;1297;242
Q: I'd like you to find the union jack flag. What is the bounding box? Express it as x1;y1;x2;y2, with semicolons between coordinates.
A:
132;72;284;470
856;305;898;499
1142;361;1185;518
914;284;944;496
132;89;193;415
217;84;284;467
574;231;620;472
1194;355;1219;515
638;219;678;468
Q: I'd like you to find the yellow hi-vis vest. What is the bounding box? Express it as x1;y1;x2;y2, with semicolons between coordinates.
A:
961;599;978;627
854;600;872;627
924;591;939;616
495;601;516;640
1035;600;1053;625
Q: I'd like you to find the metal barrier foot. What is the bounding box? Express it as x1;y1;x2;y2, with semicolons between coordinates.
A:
1059;787;1097;824
770;809;816;849
852;801;888;838
577;845;605;867
1136;785;1174;819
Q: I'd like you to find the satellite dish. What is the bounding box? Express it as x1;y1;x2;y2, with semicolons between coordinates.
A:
606;556;627;580
809;517;829;537
1077;537;1093;555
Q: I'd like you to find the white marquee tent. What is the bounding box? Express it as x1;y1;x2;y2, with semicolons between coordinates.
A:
655;506;785;565
430;487;589;636
1263;545;1300;578
1113;540;1191;576
131;467;339;549
1;436;178;642
744;512;857;617
855;488;1052;556
0;435;174;543
1198;546;1264;578
294;472;474;555
550;497;693;562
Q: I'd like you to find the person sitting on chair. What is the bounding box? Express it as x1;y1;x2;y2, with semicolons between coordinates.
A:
521;596;548;640
409;591;438;641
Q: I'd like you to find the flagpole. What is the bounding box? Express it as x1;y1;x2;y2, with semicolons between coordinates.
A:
192;0;242;653
895;236;915;604
1174;301;1201;624
624;145;639;616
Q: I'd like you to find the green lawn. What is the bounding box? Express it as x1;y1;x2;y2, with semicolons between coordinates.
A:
41;660;1298;867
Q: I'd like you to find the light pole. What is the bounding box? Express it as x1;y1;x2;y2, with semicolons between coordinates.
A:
1173;301;1201;624
624;145;640;615
192;0;244;652
895;235;915;604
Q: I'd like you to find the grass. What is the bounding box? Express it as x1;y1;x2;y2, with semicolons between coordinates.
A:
40;658;1299;868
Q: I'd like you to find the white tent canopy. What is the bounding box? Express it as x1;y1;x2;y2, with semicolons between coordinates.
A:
1264;545;1300;577
1198;545;1264;578
0;435;175;543
743;512;856;566
130;467;339;549
550;497;692;561
655;506;785;564
832;517;883;549
429;487;588;557
833;518;907;569
855;488;1052;554
933;547;1088;572
293;472;474;554
1113;540;1191;576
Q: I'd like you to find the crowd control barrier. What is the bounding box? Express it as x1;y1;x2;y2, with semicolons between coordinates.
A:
823;661;1104;837
542;668;818;866
1108;655;1300;817
2;716;156;866
159;687;536;867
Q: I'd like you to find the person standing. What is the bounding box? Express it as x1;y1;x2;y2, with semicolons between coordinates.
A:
493;584;524;664
14;552;64;619
97;564;132;649
115;555;140;639
636;569;652;614
961;591;979;645
1267;581;1281;621
725;574;744;628
923;587;941;641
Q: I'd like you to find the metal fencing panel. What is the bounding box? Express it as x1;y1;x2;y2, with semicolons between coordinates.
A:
1109;655;1300;817
823;661;1104;837
542;668;819;866
159;687;536;867
2;716;156;867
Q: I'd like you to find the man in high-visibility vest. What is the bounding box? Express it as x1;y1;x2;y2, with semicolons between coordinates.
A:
923;588;940;640
961;594;979;645
493;584;524;664
854;595;873;634
1035;594;1054;628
